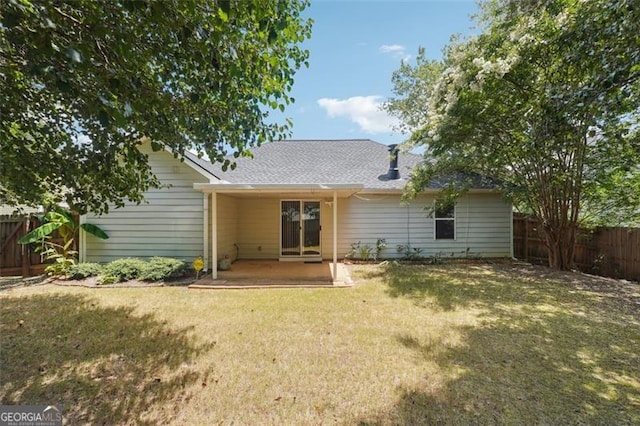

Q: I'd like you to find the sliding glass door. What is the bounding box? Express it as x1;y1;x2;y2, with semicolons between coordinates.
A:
281;200;321;257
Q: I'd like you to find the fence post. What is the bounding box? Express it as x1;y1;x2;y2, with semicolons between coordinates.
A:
21;218;30;277
524;218;529;261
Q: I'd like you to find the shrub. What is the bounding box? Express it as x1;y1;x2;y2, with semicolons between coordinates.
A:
397;245;424;261
357;244;373;261
96;274;119;285
347;238;387;261
44;257;76;277
99;258;147;283
374;238;387;261
68;262;103;279
139;257;188;282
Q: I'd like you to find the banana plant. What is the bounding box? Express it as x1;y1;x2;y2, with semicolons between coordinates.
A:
18;208;108;274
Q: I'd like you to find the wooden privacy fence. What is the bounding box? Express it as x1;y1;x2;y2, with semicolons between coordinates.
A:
513;214;640;281
0;214;72;277
0;215;45;276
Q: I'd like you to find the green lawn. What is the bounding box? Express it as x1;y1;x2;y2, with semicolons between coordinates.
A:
1;263;638;425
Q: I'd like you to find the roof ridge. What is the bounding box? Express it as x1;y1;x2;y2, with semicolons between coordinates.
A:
276;138;376;142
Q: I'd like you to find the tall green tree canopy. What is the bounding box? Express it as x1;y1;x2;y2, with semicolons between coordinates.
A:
387;0;640;269
1;0;311;214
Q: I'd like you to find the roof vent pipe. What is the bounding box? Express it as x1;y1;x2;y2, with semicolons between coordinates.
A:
387;144;400;180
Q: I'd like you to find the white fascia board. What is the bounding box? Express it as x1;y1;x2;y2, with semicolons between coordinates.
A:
358;188;404;194
193;182;363;194
359;188;501;195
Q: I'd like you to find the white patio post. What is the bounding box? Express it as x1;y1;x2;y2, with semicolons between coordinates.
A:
79;214;87;263
203;193;209;272
211;192;218;279
332;190;338;281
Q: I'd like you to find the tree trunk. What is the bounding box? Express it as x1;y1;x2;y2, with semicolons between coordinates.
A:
543;221;577;270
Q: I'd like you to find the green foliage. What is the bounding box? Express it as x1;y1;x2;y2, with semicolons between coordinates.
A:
99;258;147;283
68;262;103;280
346;238;388;261
345;242;360;260
44;255;76;276
19;209;108;246
0;0;312;214
387;0;640;269
396;245;424;261
581;166;640;228
374;238;387;261
138;257;188;282
18;207;107;276
385;47;445;135
358;245;373;262
92;257;188;284
18;220;63;244
79;223;109;240
96;274;118;286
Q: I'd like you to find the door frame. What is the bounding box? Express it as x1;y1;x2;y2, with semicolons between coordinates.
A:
279;199;322;262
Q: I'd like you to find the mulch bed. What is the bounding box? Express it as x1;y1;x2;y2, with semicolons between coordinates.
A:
0;274;202;289
0;275;53;290
53;274;200;288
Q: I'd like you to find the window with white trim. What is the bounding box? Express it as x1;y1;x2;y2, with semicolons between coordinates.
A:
434;203;455;240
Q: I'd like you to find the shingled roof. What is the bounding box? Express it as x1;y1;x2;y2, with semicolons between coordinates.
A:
195;139;423;190
185;139;502;192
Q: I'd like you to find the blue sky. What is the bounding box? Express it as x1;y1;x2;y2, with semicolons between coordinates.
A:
277;0;480;145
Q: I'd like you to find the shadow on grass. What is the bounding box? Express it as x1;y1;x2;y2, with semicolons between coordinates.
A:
0;293;212;424
358;264;640;424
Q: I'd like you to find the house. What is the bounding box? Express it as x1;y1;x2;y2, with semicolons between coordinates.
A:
81;139;513;278
0;204;41;216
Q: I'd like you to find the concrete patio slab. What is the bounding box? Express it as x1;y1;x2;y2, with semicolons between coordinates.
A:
188;260;353;289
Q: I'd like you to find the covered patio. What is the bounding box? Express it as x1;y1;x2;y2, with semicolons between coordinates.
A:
189;260;353;289
193;183;363;284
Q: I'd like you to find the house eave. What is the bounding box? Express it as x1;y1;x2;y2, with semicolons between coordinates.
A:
193;183;364;197
359;187;500;194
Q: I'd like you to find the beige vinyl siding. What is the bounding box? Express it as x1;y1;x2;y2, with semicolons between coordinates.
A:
236;198;280;259
333;193;511;259
84;146;209;262
232;196;332;260
216;194;238;262
319;201;333;257
163;190;510;263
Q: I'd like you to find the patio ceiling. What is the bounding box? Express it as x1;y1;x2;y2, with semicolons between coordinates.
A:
193;183;363;198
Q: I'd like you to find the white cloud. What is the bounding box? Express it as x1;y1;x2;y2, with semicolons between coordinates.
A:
379;44;404;54
379;44;411;62
317;96;398;134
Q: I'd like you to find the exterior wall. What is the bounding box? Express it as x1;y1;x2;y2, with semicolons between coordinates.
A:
236;198;280;259
334;193;512;259
230;192;511;260
85;146;209;262
233;196;333;260
216;194;238;263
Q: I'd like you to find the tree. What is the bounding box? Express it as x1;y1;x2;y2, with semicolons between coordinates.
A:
580;166;640;227
0;0;311;214
386;0;640;270
18;207;108;275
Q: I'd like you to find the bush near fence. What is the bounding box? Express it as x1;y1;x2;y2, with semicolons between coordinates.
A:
513;213;640;282
0;214;74;277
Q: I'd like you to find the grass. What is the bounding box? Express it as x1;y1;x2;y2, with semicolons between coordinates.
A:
1;263;638;424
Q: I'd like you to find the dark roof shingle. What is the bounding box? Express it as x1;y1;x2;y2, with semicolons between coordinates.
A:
185;139;499;191
202;139;422;190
